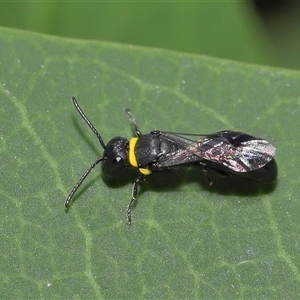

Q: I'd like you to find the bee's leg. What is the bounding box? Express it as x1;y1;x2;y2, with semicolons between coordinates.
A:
203;167;231;186
126;174;146;224
125;108;142;137
202;169;213;186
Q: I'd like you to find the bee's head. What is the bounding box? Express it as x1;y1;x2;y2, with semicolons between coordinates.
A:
102;137;129;180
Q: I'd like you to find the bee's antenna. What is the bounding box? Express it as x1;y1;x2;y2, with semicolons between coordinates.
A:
65;157;106;208
72;96;106;150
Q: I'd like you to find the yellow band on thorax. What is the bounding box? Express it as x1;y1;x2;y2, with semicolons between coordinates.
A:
129;137;138;167
129;137;152;176
139;168;152;175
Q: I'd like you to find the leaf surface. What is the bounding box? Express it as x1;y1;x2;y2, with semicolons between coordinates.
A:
0;27;299;298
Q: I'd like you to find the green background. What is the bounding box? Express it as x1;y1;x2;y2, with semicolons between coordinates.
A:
1;1;300;69
1;2;300;299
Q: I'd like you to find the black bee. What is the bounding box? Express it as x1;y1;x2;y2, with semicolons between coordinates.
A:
65;96;277;224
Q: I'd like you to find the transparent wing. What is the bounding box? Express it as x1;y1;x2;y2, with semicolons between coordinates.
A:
156;130;276;173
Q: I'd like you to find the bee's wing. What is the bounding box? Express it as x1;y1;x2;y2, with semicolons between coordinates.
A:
154;131;207;167
156;131;276;173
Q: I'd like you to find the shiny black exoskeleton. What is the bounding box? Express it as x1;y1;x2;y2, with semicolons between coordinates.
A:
65;96;277;224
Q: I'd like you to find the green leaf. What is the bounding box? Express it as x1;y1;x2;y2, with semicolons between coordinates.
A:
1;27;299;298
0;2;277;66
